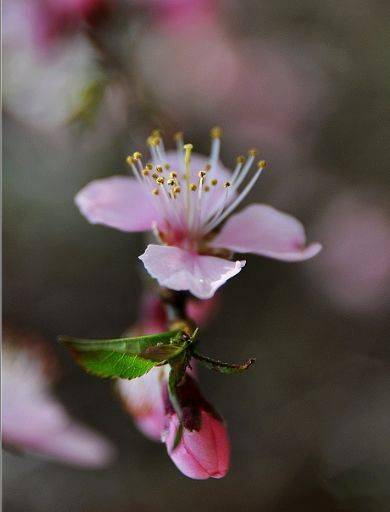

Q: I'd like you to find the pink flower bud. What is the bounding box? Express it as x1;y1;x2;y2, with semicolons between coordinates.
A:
165;410;230;479
163;376;230;479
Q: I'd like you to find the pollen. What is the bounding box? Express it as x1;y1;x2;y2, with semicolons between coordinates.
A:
152;173;159;180
198;170;206;179
169;172;177;179
164;164;171;170
142;169;150;177
173;186;181;194
210;126;222;139
211;179;218;186
156;177;165;185
167;178;175;186
224;181;231;188
126;155;135;165
248;148;258;157
236;155;246;164
257;160;267;169
204;185;210;192
190;183;197;191
152;188;159;196
146;163;153;170
156;165;164;173
133;151;142;160
151;129;163;138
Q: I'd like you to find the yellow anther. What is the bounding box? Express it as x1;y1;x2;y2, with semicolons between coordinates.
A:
169;172;177;179
257;160;267;169
147;135;160;146
223;181;231;188
142;169;150;177
173;186;181;194
204;185;210;192
211;179;218;186
164;164;171;170
126;155;135;165
156;165;164;173
156;177;165;185
167;179;175;186
151;129;163;138
152;188;159;196
184;143;193;183
174;131;183;141
152;173;159;180
133;151;142;160
190;183;197;191
236;155;246;164
146;163;153;170
248;148;258;157
210;126;222;139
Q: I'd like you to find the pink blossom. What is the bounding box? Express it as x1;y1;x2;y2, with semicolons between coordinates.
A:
31;0;112;47
3;328;116;467
76;131;321;298
163;375;230;479
76;130;321;299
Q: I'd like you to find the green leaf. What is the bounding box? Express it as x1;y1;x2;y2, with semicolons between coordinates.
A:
58;330;184;380
192;351;255;374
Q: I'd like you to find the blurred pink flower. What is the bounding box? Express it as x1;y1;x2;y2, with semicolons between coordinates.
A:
309;191;390;314
76;132;321;299
3;327;116;467
135;292;219;333
163;375;230;479
117;366;168;441
30;0;112;47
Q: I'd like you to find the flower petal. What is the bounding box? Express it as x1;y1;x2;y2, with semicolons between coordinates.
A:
139;244;245;299
75;176;161;232
116;367;167;442
210;204;322;262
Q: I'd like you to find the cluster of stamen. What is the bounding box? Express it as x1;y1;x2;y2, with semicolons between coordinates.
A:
126;127;267;239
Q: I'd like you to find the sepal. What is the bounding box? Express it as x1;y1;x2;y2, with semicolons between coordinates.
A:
192;351;255;374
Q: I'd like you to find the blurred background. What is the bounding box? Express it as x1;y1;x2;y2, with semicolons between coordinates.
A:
3;0;390;510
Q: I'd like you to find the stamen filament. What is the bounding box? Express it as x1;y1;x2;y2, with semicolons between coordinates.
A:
205;167;264;233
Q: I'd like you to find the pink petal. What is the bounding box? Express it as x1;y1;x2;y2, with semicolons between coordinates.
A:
3;399;116;468
75;176;161;232
210;204;322;262
165;412;230;480
139;244;245;299
3;337;116;468
116;367;167;442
